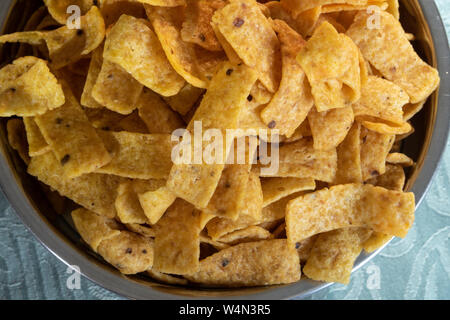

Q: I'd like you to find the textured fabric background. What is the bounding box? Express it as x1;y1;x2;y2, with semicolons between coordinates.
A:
0;1;449;300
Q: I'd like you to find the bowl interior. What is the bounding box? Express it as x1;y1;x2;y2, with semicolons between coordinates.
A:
0;0;442;299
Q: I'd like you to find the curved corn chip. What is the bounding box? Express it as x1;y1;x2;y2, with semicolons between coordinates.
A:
353;76;409;125
96;131;174;179
97;231;154;274
297;21;361;112
333;122;363;184
362;120;412;135
28;152;123;218
146;5;208;88
347;11;440;103
386;152;414;167
23;117;51;157
303;227;371;284
104;15;185;96
0;57;64;117
261;20;314;138
360;127;394;180
35;82;112;178
0;7;105;69
212;0;281;92
286;183;415;245
153;199;203;275
186;239;300;287
115;180;150;225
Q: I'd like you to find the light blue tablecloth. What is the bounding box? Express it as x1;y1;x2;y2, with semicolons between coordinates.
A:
0;1;449;300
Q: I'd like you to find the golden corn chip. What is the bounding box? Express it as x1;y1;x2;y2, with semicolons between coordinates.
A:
403;100;426;122
100;0;146;26
81;46;104;109
44;0;94;25
212;0;281;92
181;0;225;51
308;106;354;151
147;270;189;286
261;177;315;207
386;153;414;167
146;5;208;88
126;223;155;238
115;180;149;224
23;117;51;157
286;183;415;245
104;15;185;96
96;131;174;179
118;111;149;134
92;60;144;115
260;20;313;138
6;118;30;164
0;57;65;117
0;7;105;70
353;76;409;125
217;226;271;245
35;83;111;179
163;83;204;116
333;122;363;184
167;63;257;208
97;231;154;274
153;199;203;274
71;208;121;252
347;11;440;104
134;179;176;225
28;153;123;218
137;88;184;134
186;239;300;286
303;227;370;284
360;127;394;180
295;235;318;263
259;138;337;183
297;21;361;112
362;120;412;135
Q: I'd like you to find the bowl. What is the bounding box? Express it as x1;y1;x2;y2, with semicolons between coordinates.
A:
0;0;448;300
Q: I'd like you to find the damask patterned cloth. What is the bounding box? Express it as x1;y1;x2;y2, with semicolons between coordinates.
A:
0;1;449;300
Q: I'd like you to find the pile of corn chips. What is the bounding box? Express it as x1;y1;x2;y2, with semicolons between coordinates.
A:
0;0;439;287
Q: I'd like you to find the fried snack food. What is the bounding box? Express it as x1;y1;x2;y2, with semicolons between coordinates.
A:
0;0;439;287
